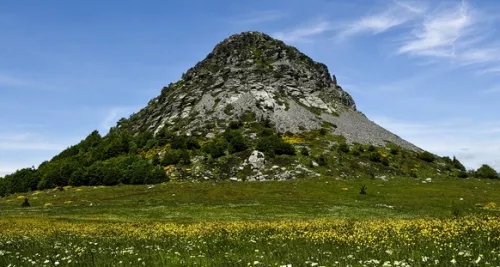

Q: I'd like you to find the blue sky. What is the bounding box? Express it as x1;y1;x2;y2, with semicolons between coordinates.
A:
1;0;500;177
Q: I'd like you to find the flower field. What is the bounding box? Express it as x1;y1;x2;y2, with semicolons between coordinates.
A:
1;217;499;266
1;178;500;266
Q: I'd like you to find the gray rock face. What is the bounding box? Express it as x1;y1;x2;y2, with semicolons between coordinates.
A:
248;150;265;170
122;31;419;151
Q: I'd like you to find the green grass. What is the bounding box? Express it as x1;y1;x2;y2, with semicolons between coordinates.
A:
1;177;499;222
1;177;500;266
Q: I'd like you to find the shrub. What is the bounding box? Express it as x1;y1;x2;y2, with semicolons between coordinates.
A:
228;120;243;129
418;151;436;163
144;167;168;184
180;149;191;165
151;154;161;166
229;134;248;153
381;156;390;166
338;143;350;153
317;154;328;166
476;164;499;179
260;128;275;137
261;116;273;128
202;138;228;158
369;152;382;163
186;137;201;150
162;150;182;166
21;198;30;207
300;147;309;156
256;135;295;156
457;171;468;178
390;147;399;155
351;146;362;156
224;104;234;115
367;145;376;152
171;136;187;149
360;185;367;195
319;128;328;136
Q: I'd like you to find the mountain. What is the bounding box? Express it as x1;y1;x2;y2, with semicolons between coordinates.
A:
123;31;418;151
0;32;470;196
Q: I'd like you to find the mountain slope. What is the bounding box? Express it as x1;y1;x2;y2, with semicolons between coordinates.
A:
0;32;471;196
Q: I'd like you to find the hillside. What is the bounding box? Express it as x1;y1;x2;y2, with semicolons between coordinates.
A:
0;31;484;196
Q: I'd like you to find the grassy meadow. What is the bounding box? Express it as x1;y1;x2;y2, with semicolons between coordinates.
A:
1;177;500;266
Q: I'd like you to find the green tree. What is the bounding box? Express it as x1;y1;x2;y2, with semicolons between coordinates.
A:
418;151;436;163
37;159;79;189
476;164;499;179
202;138;228;158
452;156;466;171
69;168;87;186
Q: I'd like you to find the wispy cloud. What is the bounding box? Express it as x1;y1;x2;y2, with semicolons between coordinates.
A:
394;0;500;75
0;72;60;91
0;132;67;151
231;10;286;25
460;47;500;67
398;0;470;58
482;86;500;94
338;1;426;39
273;20;332;43
100;106;138;133
373;116;500;171
0;73;35;88
271;1;427;43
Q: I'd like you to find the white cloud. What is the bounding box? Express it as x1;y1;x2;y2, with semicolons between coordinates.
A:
398;0;470;58
373;116;500;171
394;0;500;75
337;1;426;39
477;67;500;75
271;1;426;43
459;47;500;65
231;10;286;25
273;20;331;43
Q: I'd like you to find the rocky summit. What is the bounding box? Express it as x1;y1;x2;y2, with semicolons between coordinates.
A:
124;31;418;150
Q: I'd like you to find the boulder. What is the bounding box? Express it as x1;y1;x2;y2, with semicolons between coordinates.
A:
248;150;265;169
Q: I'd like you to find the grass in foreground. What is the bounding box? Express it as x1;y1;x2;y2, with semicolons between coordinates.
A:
1;177;500;221
0;217;499;266
0;177;499;266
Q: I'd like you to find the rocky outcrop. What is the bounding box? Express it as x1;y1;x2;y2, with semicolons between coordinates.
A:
247;150;265;170
122;31;419;151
